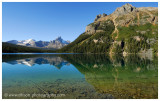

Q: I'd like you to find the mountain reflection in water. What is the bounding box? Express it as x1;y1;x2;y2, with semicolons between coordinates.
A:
2;54;158;99
3;54;70;69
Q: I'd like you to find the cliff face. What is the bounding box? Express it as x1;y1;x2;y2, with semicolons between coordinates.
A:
59;3;158;54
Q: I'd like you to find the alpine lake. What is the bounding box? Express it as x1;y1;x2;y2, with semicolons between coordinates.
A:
2;53;158;99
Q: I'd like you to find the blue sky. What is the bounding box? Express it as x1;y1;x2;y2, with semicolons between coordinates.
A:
2;2;158;42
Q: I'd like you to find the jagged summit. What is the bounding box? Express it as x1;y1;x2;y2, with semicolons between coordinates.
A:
56;36;62;40
113;3;138;16
93;3;138;22
55;36;65;43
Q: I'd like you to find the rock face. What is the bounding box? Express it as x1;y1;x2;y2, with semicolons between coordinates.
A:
7;36;70;49
95;13;107;21
85;20;114;34
113;3;138;16
85;24;96;34
85;13;107;34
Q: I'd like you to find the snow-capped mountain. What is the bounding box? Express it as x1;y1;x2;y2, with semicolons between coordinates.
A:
6;37;70;49
7;39;36;46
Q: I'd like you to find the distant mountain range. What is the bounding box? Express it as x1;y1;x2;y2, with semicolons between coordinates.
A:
6;36;70;49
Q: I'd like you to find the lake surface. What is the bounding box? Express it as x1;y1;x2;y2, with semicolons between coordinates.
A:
2;54;158;99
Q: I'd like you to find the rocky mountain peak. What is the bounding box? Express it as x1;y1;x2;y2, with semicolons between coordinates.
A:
113;3;138;16
56;36;62;40
54;36;66;43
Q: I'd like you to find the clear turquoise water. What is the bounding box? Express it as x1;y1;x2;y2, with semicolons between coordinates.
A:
2;54;158;99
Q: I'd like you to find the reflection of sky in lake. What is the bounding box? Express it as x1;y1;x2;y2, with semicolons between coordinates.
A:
3;62;84;83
